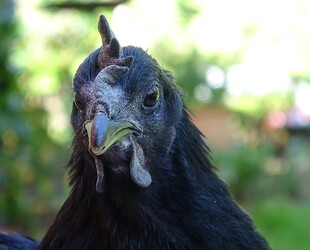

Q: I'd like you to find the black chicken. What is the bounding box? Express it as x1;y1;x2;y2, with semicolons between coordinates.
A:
0;15;269;249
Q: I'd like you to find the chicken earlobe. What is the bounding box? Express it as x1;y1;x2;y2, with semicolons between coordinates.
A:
129;136;152;188
95;157;105;194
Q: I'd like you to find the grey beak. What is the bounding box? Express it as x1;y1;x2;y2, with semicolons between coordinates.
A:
85;112;139;156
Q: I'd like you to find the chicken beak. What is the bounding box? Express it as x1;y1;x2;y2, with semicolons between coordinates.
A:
85;112;139;156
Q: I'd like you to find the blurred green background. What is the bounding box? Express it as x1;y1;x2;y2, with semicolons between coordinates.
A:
1;0;310;249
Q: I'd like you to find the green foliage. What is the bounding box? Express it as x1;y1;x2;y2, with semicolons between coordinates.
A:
176;0;201;27
214;143;270;201
227;93;294;118
0;0;68;236
212;108;305;203
250;200;310;250
153;44;207;104
151;41;239;105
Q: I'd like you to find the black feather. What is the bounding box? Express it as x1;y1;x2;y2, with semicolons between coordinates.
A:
0;232;39;250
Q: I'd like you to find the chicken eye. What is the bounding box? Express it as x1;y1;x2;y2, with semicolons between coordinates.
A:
74;93;84;112
143;85;159;108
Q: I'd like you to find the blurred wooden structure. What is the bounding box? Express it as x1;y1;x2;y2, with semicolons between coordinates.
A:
192;106;234;151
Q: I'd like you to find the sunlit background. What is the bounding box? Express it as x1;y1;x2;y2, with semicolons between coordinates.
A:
1;0;310;249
